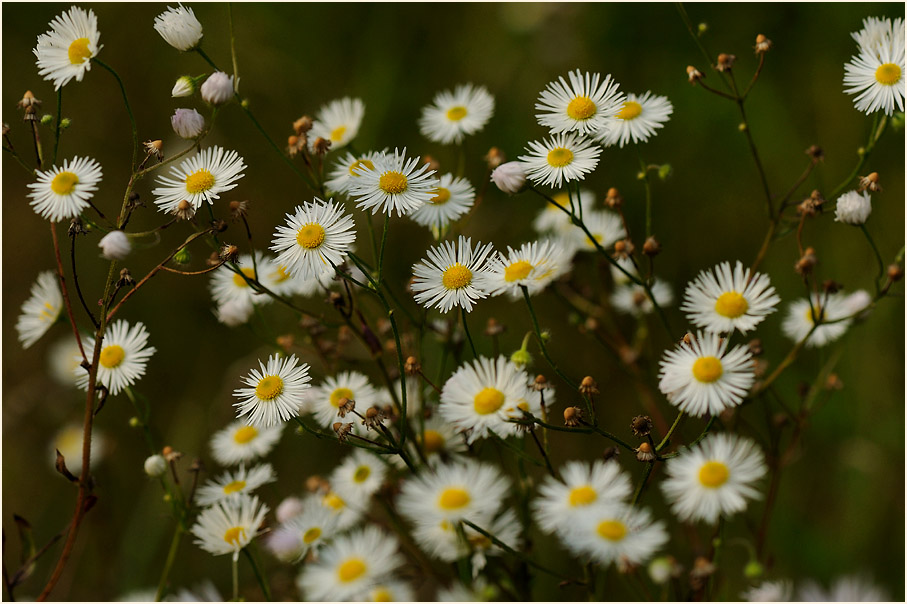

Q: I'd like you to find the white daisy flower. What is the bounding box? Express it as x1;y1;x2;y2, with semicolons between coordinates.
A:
742;580;794;602
270;198;356;280
843;31;906;115
851;16;904;56
835;190;872;224
297;526;404;601
532;460;633;536
268;495;339;563
519;132;601;189
398;459;509;526
799;575;889;602
485;240;564;298
195;463;276;507
17;271;63;349
330;449;387;503
209;252;272;312
325;149;387;195
412;509;521;569
152;146;246;213
658;331;755;417
532;189;596;235
190;494;268;560
681;261;781;334
233;354;312;427
153;4;203;51
52;422;106;475
563;209;626;255
409;173;475;232
27;156;103;222
661;433;767;524
48;336;82;387
308;97;365;151
76;320;156;395
348;148;438;216
320;489;365;531
781;290;868;347
564;503;668;566
611;280;674;317
215;299;254;327
419;83;495;145
414;415;469;465
595;91;673;148
33;6;102;90
307;371;379;428
211;419;282;466
535;69;625;135
411;235;495;314
357;580;415;603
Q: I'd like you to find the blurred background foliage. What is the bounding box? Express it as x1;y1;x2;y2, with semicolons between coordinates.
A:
2;2;904;601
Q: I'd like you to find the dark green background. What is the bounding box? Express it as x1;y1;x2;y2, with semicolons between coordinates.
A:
3;2;904;601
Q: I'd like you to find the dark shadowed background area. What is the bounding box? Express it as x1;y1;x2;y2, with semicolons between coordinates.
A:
2;2;905;601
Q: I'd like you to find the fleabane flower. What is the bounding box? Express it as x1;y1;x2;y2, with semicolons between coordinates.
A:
781;290;869;347
268;495;339;563
196;463;276;507
76;320;156;395
409;173;475;233
411;235;494;313
308;97;365;151
398;459;510;525
681;261;780;334
562;503;669;566
843;28;906;115
348;148;438;216
171;108;205;139
490;161;527;195
330;449;387;503
799;575;889;602
535;69;624;135
612;281;674;317
209;252;272;313
852;17;905;56
27;156;103;222
412;509;521;571
658;331;755;417
419;83;495;144
561;209;626;256
153;4;203;51
34;6;102;90
742;580;794;602
324;149;387;195
233;354;312;427
210;420;283;466
835;190;873;224
307;371;379;428
17;271;63;349
270;199;356;281
486;240;564;298
519;132;601;188
532;189;596;235
595;91;673;148
152;146;245;213
661;433;767;524
191;494;268;560
201;71;234;105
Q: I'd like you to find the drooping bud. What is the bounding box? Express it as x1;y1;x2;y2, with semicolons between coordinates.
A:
201;72;235;105
144;454;167;478
98;231;132;260
490;161;527;195
171;108;205;139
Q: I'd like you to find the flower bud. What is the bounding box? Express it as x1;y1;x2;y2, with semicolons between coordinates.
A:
201;72;234;105
171;108;205;139
40;114;54;125
60;118;72;129
510;348;532;369
490;161;527;195
153;5;203;51
144;454;167;478
834;190;872;225
171;75;198;98
744;560;764;580
98;230;131;260
276;496;305;523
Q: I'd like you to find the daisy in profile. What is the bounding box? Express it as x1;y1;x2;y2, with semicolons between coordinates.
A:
17;271;63;349
268;495;339;563
519;132;601;188
209;252;271;312
308;97;365;151
397;459;509;525
535;69;624;135
34;6;102;89
781;290;868;347
152;146;246;213
681;261;780;334
843;25;905;115
297;526;404;601
799;574;889;602
532;189;596;235
191;494;268;561
532;460;633;536
307;371;379;428
563;209;626;255
851;16;904;54
595;91;673;148
658;331;755;417
486;240;564;298
329;449;387;503
411;236;495;313
409;173;475;233
564;503;668;566
419;83;495;145
324;149;387;195
76;320;156;395
195;463;276;507
28;156;103;222
153;4;203;51
210;420;284;466
661;433;766;524
348;148;438;216
611;280;674;317
742;580;794;602
439;356;538;442
233;354;312;427
270;199;356;280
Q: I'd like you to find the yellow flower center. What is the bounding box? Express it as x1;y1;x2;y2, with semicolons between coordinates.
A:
805;304;824;323
431;187;452;205
568;485;598;507
438;487;471;510
255;375;284;400
349;158;375;176
441;263;472;290
566;95;596;120
68;37;92;65
40;301;58;321
596;520;627;542
273;265;292;283
330;125;347;142
51;171;80;195
223;526;246;546
714;291;749;318
691;356;723;383
99;345;125;369
232;267;257;288
222;480;246;494
616;101;643;120
421;429;445;454
353;465;371;483
330;387;355;407
875;62;902;86
504;260;533;282
185;169;215;194
546;147;574;168
302;526;322;544
338;557;367;583
698;460;730;488
324;492;345;510
446;106;468;121
473;387;505;415
373;588;393;602
378;171;408;194
233;425;258;444
296;223;326;249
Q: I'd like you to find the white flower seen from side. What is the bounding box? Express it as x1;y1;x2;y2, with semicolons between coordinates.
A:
17;271;63;349
201;71;234;105
171;108;205;139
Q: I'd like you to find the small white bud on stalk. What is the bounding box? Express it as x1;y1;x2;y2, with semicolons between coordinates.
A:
216;299;253;327
98;230;131;260
171;108;205;139
276;496;304;523
834;190;872;225
153;5;203;52
144;454;167;478
490;161;527;194
171;75;197;97
201;72;235;105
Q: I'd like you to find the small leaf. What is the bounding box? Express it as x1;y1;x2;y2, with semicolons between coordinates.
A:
54;449;79;483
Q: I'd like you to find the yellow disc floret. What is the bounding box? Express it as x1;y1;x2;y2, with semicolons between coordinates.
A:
68;37;92;64
714;291;749;318
353;465;371;483
349;159;375;176
232;267;257;288
51;171;80;195
504;260;533;282
421;429;445;454
568;485;598;507
596;520;627;542
691;356;723;383
566;96;596;120
296;223;326;249
442;264;472;290
330;126;347;142
255;375;284;400
616;101;643;120
223;526;246;546
473;387;505;415
330;387;355;407
233;425;258;444
378;171;408;194
546;147;574;167
438;487;471;510
185;169;215;194
222;480;247;494
875;63;902;86
99;345;125;369
698;460;730;488
431;187;452;205
302;527;322;544
337;558;367;583
446;106;468;121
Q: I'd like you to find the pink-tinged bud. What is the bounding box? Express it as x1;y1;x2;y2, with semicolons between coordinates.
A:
490;161;527;195
171;108;205;139
201;71;234;105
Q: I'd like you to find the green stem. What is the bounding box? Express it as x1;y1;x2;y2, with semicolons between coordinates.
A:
53;88;62;165
93;58;138;170
377;213;389;284
460;520;577;583
637;145;652;238
242;546;272;601
461;306;477;357
859;224;884;294
830;114;887;199
656;411;685;451
154;527;183;602
3;146;34;175
227;4;240;93
631;462;655;505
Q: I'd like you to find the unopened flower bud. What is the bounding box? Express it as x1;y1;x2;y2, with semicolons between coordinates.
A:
614;239;634;259
643;236;661;257
171;75;198;97
795;247;817;276
484;147;505;169
887;264;903;282
171;108;205;139
40;114;54;125
657;164;672;180
60;117;72;129
532;374;548;391
744;560;764;580
697;22;708;34
129;416;141;428
835;190;872;225
98;230;131;260
276;496;304;523
172;246;191;266
686;65;704;83
490;161;527;195
154;4;203;51
201;71;234;105
510;348;532;369
144;454;167;478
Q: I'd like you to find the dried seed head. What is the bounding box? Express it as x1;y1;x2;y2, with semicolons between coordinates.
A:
858;172;882;193
643;236;661;257
887;264;903;282
584;317;600;332
613;239;635;259
754;34;772;54
162;446;182;463
219;244;240;263
484;317;505;336
229;199;249;221
404;356;421;375
579;376;599;395
689;557;716;591
602;446;621;462
631;415;653;437
212;219;228;233
797;190;825;216
823;280;842;294
795;247;817;276
18;90;41;119
312;137;331;155
716;53;736;72
333;422;353;442
747;338;764;356
686;65;704;83
68;216;86;237
564;406;583;427
117;268;135;287
532;374;548;391
605;187;623;209
363;406;385;430
825;373;844;390
328;291;344;308
144;139;164;161
173;199;196;220
635;442;656;462
276;334;294;352
293;115;313;135
305;475;327;493
287;134;306;157
805;145;825;161
336;397;355;418
484;146;505;169
682;332;695;347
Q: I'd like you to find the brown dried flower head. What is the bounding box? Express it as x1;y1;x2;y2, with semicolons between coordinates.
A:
631;415;653;437
686;65;704;83
404;356;421;375
484;147;505;169
635;442;656;462
219;244;240;263
858;172;882;193
293;115;313;135
312;136;331;155
754;34;773;54
605;187;623;209
173;199;196;221
336;397;355;418
564;406;583;427
579;376;599;395
229;199;249;221
716;53;736;72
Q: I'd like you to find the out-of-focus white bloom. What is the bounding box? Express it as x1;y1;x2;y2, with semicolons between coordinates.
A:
308;97;365;151
144;454;167;478
52;423;106;475
34;6;102;90
743;580;794;602
171;108;205;139
195;463;276;506
268;496;339;563
490;161;527;195
648;556;677;585
562;503;669;567
48;337;82;386
532;189;595;235
410;173;475;232
276;496;304;524
17;271;63;349
215;299;254;327
201;71;234;105
167;580;223;602
799;575;889;601
486;240;564;299
329;449;387;503
612;280;674;317
419;83;495;144
98;230;131;260
835;190;872;224
28;156;103;222
154;4;203;51
209;420;283;466
190;494;268;560
595;91;673;147
398;459;509;526
781;290;870;347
